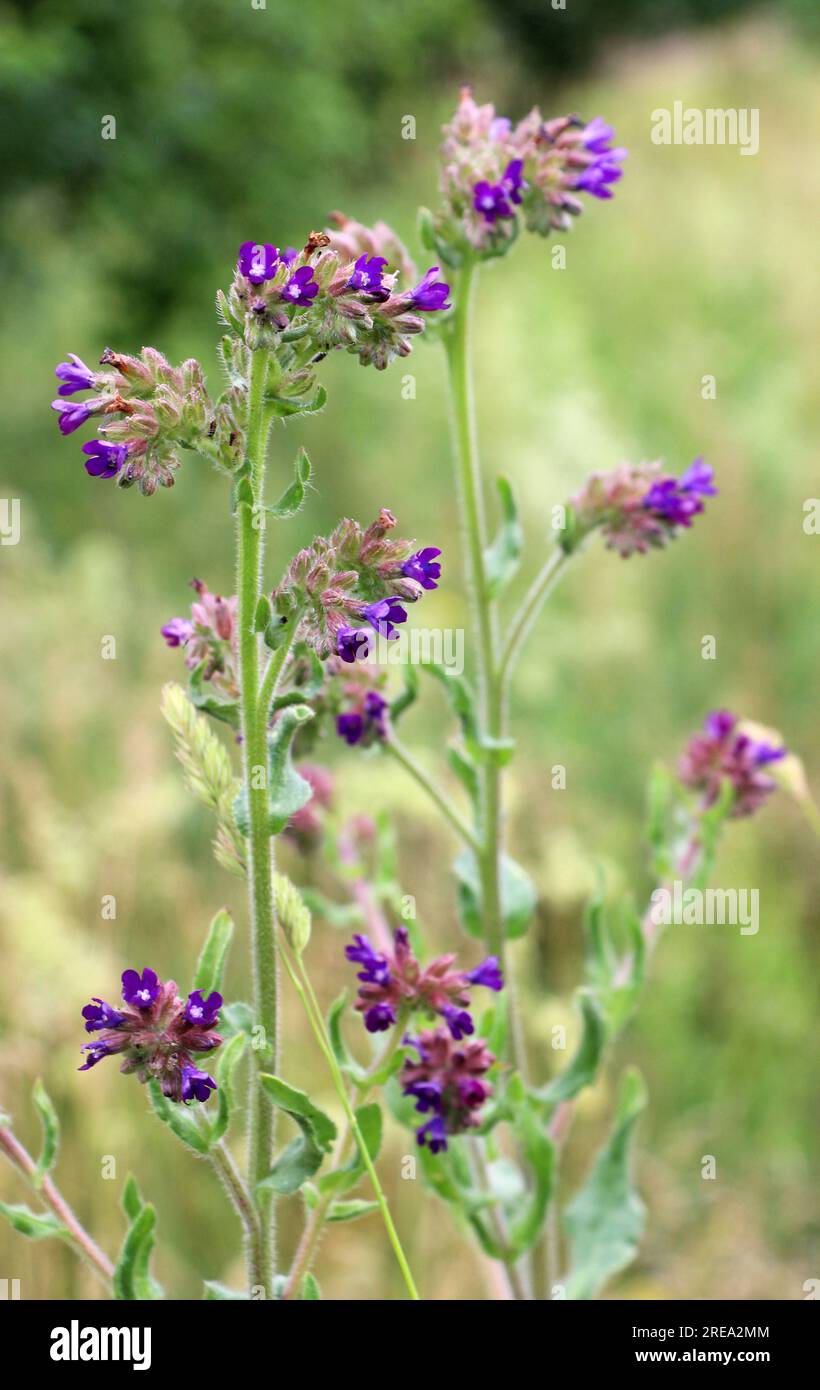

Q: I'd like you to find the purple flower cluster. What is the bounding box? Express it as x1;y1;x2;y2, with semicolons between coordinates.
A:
80;968;223;1103
162;578;239;702
51;346;214;495
679;711;786;818
401;1028;496;1153
570;458;716;557
336;689;389;747
345;927;503;1035
336;548;442;664
439;89;626;253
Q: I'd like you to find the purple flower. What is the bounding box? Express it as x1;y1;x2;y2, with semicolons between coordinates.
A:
121;967;160;1010
180;1064;217;1104
580;117;617;154
364;1002;397;1033
347;253;389;299
82;998;126;1034
401;547;442;591
82;440;128;479
404;1079;442;1113
501;158;526;205
54;354;96;397
336;626;371;663
417;1114;448;1154
489;116;512;142
336;711;365;745
704;709;736;740
679;711;787;818
363;598;408;640
184;990;222;1028
51;400;92;435
473;180;513;224
161;617;194;647
466;956;504;991
643;457;717;528
279;246;298;266
407;267;451;313
574;159;624;199
280;266;319;307
345;934;391;986
78;1041;115;1071
442;1005;474;1041
238;241;279;284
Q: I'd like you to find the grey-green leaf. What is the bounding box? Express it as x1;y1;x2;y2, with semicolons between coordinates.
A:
0;1201;66;1241
267;447;312;518
31;1079;60;1185
484;476;523;598
563;1067;648;1299
113;1178;163;1301
539;990;607;1105
148;1081;211;1155
193;908;234;998
208;1031;247;1145
453;850;537;941
257;1075;337;1197
327;1199;379;1222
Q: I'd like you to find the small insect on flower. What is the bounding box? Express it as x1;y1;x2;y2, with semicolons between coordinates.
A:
344;927;503;1035
79;968;223;1103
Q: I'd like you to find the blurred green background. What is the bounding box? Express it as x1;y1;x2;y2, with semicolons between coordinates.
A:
1;0;818;1300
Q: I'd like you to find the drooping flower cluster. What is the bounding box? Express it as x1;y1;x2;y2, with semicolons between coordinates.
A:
345;926;503;1035
79;968;223;1104
401;1028;496;1153
162;579;239;703
221;230;450;375
51;347;224;495
337;689;389;747
430;88;626;263
568;457;716;557
678;711;786;818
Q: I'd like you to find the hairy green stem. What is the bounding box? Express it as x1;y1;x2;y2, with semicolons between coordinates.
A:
498;547;571;699
443;260;504;964
237;348;277;1294
209;1141;264;1287
385;735;481;851
0;1125;114;1293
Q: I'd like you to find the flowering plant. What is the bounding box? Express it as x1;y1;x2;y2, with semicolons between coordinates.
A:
1;88;814;1303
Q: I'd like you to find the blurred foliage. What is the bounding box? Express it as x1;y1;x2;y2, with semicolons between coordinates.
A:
1;0;819;1299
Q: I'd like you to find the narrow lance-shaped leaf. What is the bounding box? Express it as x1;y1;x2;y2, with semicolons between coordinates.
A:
256;1075;337;1197
539;990;607;1106
484;475;523;598
317;1102;382;1197
148;1080;211;1156
194;908;234;998
31;1079;60;1186
0;1201;66;1241
507;1095;555;1257
207;1031;247;1146
113;1176;163;1301
266;447;312;519
563;1067;648;1300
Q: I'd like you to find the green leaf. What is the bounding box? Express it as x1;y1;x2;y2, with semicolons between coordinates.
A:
327;992;367;1084
266;386;327;418
484;476;523;599
446;744;479;809
327;1199;379;1222
564;1068;648;1299
423;664;480;749
646;761;675;880
113;1177;163;1300
540;990;607;1105
148;1081;211;1155
188;662;240;729
257;1075;337;1197
266;447;312;519
203;1281;249;1300
219;1000;255;1040
317;1102;382;1197
31;1079;60;1185
389;664;418;725
301;1272;321;1300
0;1201;66;1241
507;1095;555;1256
234;705;315;836
453;850;537;941
193;908;234;998
253;594;273;632
207;1031;247;1145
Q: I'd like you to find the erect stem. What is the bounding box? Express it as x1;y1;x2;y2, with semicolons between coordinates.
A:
278;941;420;1300
209;1141;264;1282
0;1125;114;1292
443;259;504;965
384;735;481;852
236;347;278;1294
497;547;572;700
